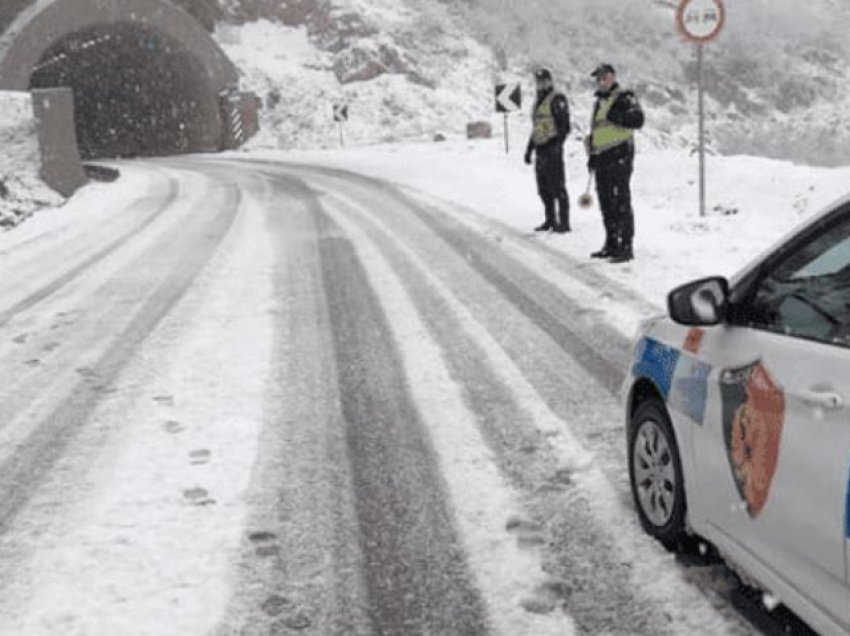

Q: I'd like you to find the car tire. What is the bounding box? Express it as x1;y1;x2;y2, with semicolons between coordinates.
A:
628;399;687;548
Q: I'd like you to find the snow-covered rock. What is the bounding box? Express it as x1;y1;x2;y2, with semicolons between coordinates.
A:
0;91;63;229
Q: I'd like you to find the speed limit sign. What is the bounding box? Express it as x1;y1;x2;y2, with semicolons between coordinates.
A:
676;0;725;44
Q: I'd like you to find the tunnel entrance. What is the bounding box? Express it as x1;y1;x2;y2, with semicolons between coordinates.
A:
29;23;223;159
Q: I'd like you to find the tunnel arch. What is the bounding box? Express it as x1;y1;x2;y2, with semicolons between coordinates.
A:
0;0;241;158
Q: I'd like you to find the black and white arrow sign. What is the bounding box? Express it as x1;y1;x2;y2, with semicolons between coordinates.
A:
494;83;521;113
333;103;348;122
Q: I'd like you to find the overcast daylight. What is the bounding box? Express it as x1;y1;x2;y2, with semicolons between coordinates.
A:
0;0;849;634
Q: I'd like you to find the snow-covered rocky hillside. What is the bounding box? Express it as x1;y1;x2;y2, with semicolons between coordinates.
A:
215;0;499;149
217;0;850;166
0;92;62;228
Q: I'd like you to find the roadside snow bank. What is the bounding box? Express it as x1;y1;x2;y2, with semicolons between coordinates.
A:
249;137;850;319
0;91;63;228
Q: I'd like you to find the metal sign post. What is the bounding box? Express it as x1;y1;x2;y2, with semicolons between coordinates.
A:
495;83;521;154
676;0;725;217
697;44;705;220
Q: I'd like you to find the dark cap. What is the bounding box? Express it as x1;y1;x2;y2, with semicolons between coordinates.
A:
534;67;552;81
590;63;616;77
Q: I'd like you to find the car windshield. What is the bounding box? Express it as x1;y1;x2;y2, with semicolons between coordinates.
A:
749;213;850;344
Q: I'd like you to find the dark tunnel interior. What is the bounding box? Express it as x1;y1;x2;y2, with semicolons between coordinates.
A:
29;22;223;159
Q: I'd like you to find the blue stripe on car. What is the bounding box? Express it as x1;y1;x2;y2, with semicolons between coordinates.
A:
633;338;711;425
632;338;680;398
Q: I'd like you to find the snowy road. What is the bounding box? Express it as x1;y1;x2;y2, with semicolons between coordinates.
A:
0;157;815;634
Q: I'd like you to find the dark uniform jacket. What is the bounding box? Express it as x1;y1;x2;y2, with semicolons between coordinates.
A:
588;83;644;169
526;89;571;158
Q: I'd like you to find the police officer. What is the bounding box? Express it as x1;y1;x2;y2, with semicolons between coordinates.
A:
586;63;644;262
524;67;571;233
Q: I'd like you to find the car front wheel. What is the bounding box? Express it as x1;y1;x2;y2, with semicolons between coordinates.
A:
628;399;687;548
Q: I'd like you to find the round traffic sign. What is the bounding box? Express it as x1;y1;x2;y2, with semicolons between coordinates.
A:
676;0;725;44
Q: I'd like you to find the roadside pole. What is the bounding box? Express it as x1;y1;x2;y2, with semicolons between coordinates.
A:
676;0;725;217
333;103;348;148
494;82;521;154
697;43;705;218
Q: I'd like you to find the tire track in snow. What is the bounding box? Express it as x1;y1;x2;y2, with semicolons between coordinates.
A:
311;177;493;635
215;173;372;635
0;175;180;329
311;184;744;635
0;166;271;634
305;183;578;635
0;179;239;535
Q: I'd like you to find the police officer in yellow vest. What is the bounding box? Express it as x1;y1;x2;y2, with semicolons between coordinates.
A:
587;63;644;263
524;67;571;233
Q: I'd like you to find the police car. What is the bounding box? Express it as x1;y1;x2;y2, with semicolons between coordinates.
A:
623;195;850;635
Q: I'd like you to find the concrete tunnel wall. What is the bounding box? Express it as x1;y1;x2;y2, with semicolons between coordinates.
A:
0;0;241;156
0;0;258;194
0;0;222;37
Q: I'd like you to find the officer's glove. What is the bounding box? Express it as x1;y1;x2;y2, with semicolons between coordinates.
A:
524;150;533;165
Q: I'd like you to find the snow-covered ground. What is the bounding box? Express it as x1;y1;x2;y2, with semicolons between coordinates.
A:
207;11;850;325
239;136;850;330
4;145;842;634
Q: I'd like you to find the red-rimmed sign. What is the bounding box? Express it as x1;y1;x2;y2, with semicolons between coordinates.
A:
676;0;725;44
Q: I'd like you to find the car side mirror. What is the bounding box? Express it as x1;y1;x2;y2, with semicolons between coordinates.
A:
667;276;729;326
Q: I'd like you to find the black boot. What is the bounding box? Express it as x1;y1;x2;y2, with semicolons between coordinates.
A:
553;194;570;232
590;246;611;258
609;244;633;263
534;222;553;232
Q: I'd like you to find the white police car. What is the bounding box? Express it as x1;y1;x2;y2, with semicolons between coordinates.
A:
624;196;850;636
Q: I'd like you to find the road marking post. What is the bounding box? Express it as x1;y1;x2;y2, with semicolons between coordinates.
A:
495;82;521;154
333;103;348;148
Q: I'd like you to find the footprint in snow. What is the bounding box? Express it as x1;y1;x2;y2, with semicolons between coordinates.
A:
183;487;216;506
152;395;175;406
12;333;28;344
271;611;312;631
261;595;294;617
262;596;313;630
535;468;573;494
249;530;280;557
520;579;572;615
163;420;184;434
506;515;546;548
189;449;211;465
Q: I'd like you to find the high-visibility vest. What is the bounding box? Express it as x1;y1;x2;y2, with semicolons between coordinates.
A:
591;89;633;155
531;92;558;146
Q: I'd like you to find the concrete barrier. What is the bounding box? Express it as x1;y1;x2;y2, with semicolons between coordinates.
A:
31;87;87;196
220;90;260;150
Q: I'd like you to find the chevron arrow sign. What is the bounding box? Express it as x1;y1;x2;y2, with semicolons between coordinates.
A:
494;83;521;113
333;103;348;122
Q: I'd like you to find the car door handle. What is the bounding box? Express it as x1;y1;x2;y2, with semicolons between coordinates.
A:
799;388;844;410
